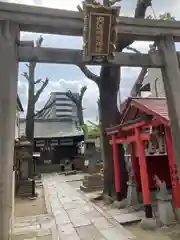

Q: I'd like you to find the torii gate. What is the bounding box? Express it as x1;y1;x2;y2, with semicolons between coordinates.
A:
1;1;180;238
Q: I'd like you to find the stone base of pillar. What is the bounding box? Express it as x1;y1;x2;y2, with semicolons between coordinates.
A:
126;180;139;207
157;195;176;226
139;204;158;229
174;208;180;223
140;218;157;230
140;204;157;230
113;199;127;209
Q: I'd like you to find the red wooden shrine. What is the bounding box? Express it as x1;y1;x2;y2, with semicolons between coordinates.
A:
106;97;180;212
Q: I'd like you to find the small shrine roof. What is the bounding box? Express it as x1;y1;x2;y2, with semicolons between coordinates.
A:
120;97;169;125
107;97;169;136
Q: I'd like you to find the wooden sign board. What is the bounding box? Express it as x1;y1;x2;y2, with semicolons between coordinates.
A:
83;3;120;62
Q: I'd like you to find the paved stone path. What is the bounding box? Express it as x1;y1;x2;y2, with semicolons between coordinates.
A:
12;173;134;239
43;173;133;240
12;213;53;240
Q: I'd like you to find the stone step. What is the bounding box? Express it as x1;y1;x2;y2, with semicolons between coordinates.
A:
82;180;104;187
18;184;32;192
16;180;33;197
84;174;103;181
80;184;103;193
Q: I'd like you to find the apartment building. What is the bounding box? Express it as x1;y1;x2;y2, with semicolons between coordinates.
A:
36;92;79;121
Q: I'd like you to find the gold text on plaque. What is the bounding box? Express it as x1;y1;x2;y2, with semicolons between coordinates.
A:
95;16;104;53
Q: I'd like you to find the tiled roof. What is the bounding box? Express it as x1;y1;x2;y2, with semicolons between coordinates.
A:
131;97;169;123
20;120;83;138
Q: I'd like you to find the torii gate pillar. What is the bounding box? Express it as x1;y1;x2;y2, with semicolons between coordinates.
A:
158;36;180;218
0;21;19;239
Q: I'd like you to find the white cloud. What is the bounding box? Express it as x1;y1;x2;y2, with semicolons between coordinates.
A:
1;0;38;5
39;0;81;10
128;42;153;54
3;0;82;10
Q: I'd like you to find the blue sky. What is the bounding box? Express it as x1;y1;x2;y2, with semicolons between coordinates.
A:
3;0;180;121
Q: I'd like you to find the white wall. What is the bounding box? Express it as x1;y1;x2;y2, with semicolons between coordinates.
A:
143;68;166;98
15;123;19;139
15;110;20;139
141;91;152;98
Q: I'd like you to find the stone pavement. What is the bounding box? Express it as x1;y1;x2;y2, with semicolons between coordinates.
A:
43;173;134;240
12;173;134;239
85;191;145;225
12;213;53;240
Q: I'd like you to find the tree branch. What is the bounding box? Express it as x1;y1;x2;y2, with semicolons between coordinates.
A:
28;36;44;72
22;72;29;81
159;12;175;20
34;78;49;103
34;78;42;84
116;0;152;51
78;64;100;85
25;63;29;69
66;90;78;105
130;67;147;97
79;86;87;102
126;46;141;54
109;0;122;6
77;4;83;12
36;35;43;48
134;0;152;17
34;99;55;117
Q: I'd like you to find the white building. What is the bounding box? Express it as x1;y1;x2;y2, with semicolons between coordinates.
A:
20;92;83;140
36;92;78;122
15;96;24;139
141;68;165;98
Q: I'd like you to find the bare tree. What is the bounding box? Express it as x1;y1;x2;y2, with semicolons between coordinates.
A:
147;12;175;20
77;0;152;201
66;86;87;125
22;36;53;141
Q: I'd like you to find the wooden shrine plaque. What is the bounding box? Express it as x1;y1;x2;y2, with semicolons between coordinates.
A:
83;3;120;62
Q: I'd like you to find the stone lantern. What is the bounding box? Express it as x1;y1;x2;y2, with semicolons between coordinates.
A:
14;138;33;197
80;139;104;192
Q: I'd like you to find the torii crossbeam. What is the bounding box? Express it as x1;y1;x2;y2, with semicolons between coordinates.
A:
1;2;180;239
